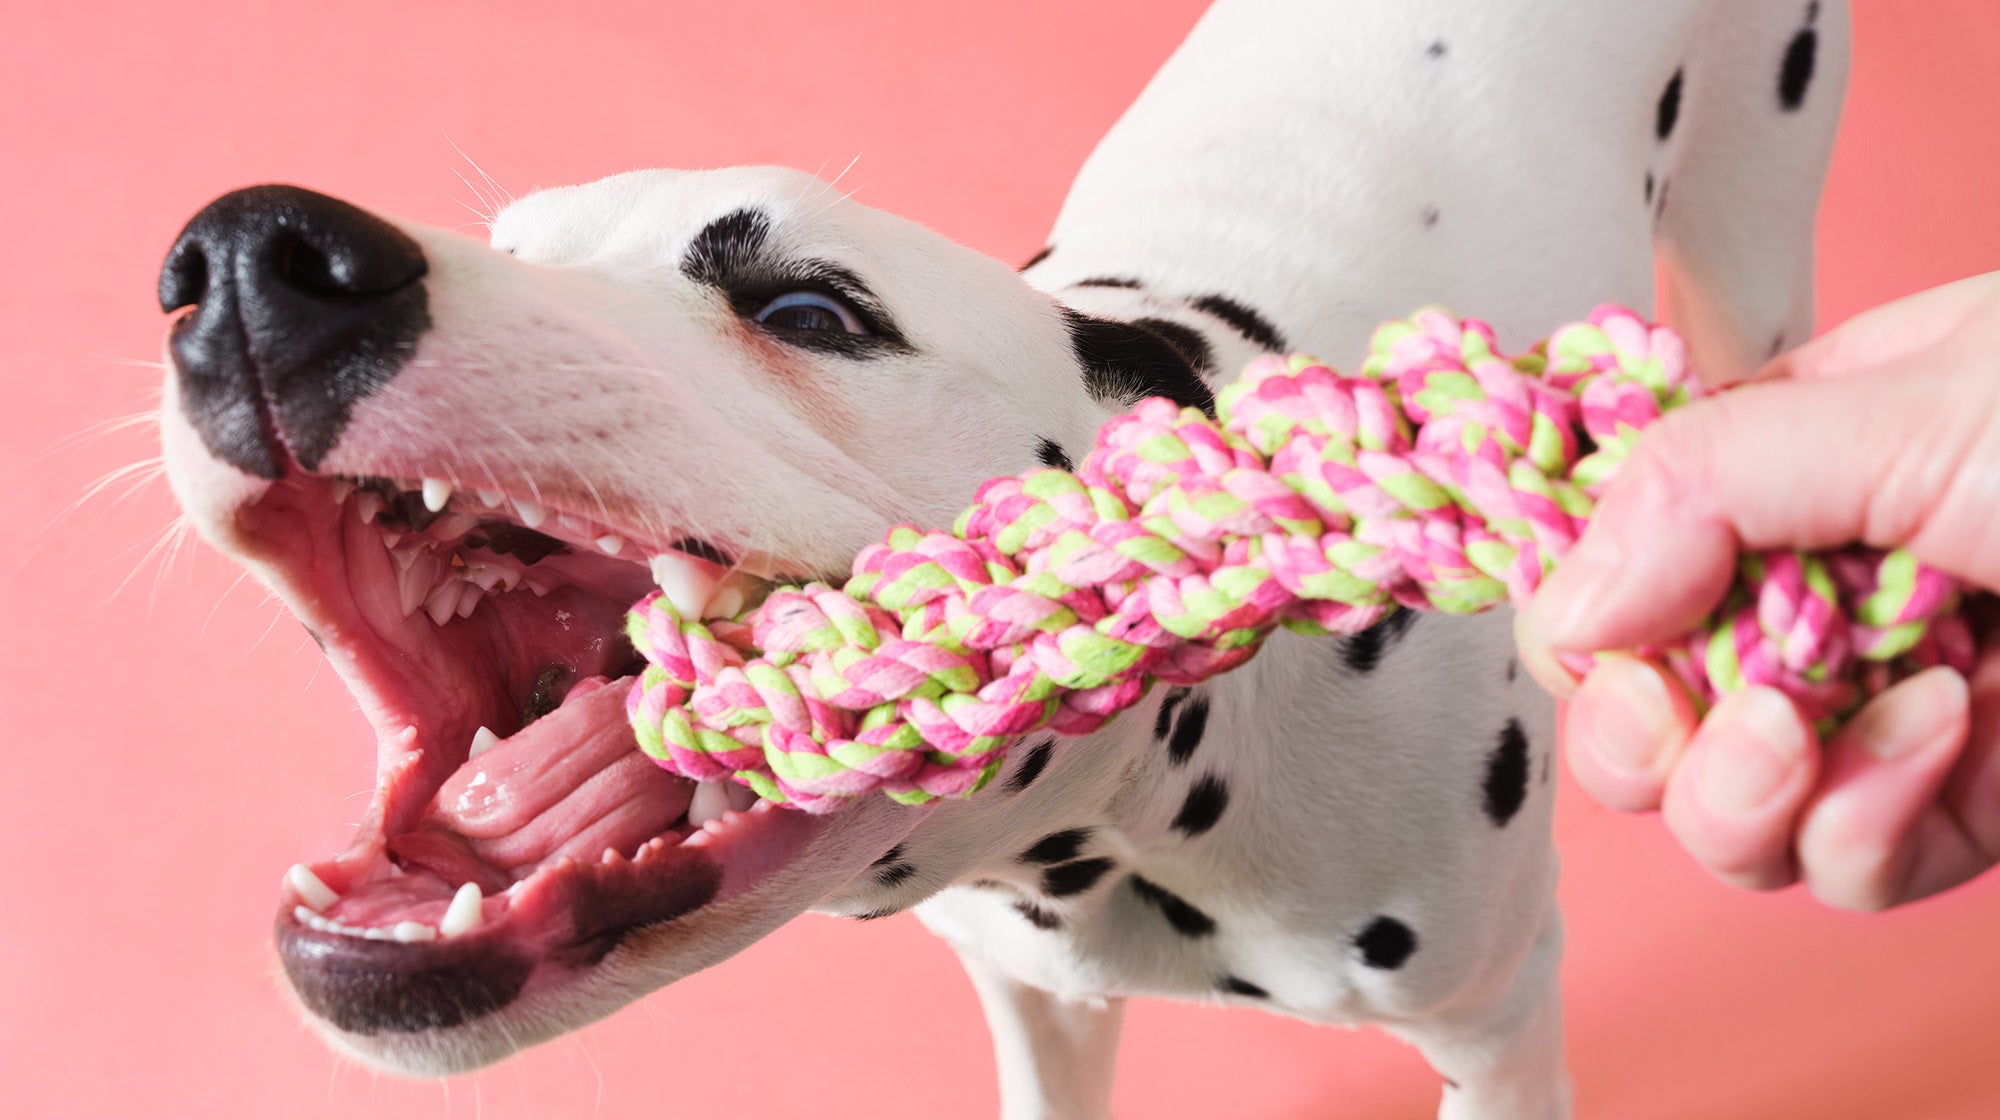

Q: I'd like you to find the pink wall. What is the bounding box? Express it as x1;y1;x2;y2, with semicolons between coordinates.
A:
4;2;1999;1116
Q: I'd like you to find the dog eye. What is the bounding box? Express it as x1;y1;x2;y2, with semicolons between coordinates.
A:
753;291;867;335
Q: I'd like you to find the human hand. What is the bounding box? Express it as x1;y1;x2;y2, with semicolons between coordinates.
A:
1516;272;2000;910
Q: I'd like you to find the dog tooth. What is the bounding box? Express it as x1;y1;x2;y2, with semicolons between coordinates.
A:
649;553;720;620
724;782;760;813
286;864;339;911
421;477;453;512
455;585;482;619
683;829;714;848
688;780;730;829
468;725;500;759
706;586;745;620
329;478;355;504
362;926;393;941
380;530;402;549
512;498;547;529
440;881;484;937
398;553;437;617
424;581;464;626
431;511;479;540
294;905;315;924
355;491;382;524
391;921;436;943
477;488;503;508
595;534;625;556
601;847;620;865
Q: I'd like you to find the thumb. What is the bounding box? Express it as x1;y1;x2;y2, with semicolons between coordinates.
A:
1521;365;1996;660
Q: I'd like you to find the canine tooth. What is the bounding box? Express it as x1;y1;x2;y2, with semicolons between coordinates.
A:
391;921;436;943
725;782;760;812
440;881;484;937
468;725;500;759
649;553;720;620
512;498;547;529
688;780;730;829
455;586;482;618
425;581;464;626
477;489;503;507
595;534;625;556
329;478;355;504
380;531;402;549
355;492;382;524
421;477;453;512
286;864;339;911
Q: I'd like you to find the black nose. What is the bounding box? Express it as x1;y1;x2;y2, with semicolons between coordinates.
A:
160;185;430;478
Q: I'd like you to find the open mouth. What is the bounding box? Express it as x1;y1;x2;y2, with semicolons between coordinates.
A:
249;472;822;1034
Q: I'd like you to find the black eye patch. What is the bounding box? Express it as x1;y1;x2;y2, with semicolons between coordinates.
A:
680;207;912;357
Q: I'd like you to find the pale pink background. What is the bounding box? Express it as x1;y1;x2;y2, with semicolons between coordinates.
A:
5;2;2000;1117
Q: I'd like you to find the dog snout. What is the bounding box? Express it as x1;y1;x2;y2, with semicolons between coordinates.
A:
160;184;431;477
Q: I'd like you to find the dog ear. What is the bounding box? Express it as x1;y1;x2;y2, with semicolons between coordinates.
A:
1061;309;1216;417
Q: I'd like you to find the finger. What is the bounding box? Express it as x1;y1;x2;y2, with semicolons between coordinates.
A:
1561;655;1698;813
1660;686;1819;891
1756;272;2000;385
1795;668;1972;911
1519;368;2000;659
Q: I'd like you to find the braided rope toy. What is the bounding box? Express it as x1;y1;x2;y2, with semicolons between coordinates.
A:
624;306;1976;813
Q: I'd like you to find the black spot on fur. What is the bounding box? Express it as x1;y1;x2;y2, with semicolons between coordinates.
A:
1339;609;1415;673
1421;205;1441;228
681;208;772;287
1655;177;1671;220
1063;310;1216;416
1165;694;1210;766
1656;68;1683;140
1133;316;1215;378
1355;916;1417;969
1425;39;1447;60
1769;331;1788;360
1153;687;1189;741
1779;27;1817;111
1042;857;1117;898
1036;439;1074;473
1190;293;1287;354
1645;172;1655;204
1015;900;1064;930
1022;828;1093;866
1444;1078;1461;1091
1505;658;1519;684
874;861;917;888
1483;718;1532;827
1074;275;1143;289
1006;736;1056;792
853;907;903;921
1130;876;1216;937
871;845;904;867
1171;774;1230;837
1020;244;1053;271
1220;975;1268;998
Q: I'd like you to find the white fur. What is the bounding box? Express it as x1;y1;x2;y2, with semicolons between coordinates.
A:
160;1;1849;1115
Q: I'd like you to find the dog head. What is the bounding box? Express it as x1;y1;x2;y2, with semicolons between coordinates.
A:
156;167;1210;1073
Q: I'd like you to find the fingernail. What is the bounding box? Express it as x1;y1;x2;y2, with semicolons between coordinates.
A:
1848;667;1968;763
1695;687;1807;815
1585;656;1674;773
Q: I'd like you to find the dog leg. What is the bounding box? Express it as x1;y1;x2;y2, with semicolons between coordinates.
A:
1655;0;1850;383
959;952;1126;1120
1389;905;1569;1120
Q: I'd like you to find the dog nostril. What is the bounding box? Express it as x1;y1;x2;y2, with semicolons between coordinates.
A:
158;240;210;314
272;233;347;299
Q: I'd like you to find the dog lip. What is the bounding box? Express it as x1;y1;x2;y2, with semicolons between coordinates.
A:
277;921;535;1035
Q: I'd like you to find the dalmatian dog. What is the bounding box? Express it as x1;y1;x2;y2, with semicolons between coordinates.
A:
155;0;1846;1115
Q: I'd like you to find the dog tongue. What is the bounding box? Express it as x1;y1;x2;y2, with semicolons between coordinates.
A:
394;681;696;881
